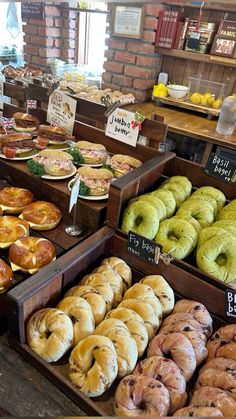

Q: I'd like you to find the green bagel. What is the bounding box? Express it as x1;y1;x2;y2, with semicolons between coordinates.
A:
160;182;188;208
217;209;236;221
122;201;159;240
213;220;236;238
150;189;176;218
223;200;236;211
174;214;202;233
162;176;192;197
197;226;228;249
155;217;198;260
135;194;167;221
176;199;215;228
192;186;226;212
196;233;236;283
187;194;218;217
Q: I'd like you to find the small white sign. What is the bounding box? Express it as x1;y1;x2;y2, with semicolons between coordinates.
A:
27;99;37;112
47;90;76;135
106;108;139;147
69;178;80;213
0;79;4;110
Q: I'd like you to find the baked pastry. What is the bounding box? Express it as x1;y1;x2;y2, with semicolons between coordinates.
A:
133;194;167;221
140;275;175;316
173;406;223;416
199;357;236;374
0;133;37;158
123;283;163;322
122;200;160;240
0;259;13;294
163;176;192;197
190;387;236;416
114;374;170;416
176;199;215;228
101;256;132;291
57;296;95;346
195;368;236;401
0;187;33;214
147;332;197;382
151;189;176;218
160;181;188;208
134;355;187;414
31;149;74;177
80;272;114;312
68;335;118;397
93;265;123;306
172;299;213;336
95;318;138;377
162;312;209;338
105;307;148;357
9;236;56;274
197;226;228;249
13;112;39;132
27;308;73;362
75;140;109;164
108;154;142;178
0;216;29;248
19;201;62;231
207;338;236;361
65;285;106;325
75;166;114;196
187;194;218;217
192;186;226;211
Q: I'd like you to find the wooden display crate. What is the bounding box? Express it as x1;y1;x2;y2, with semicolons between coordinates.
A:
155;96;221;119
106;155;236;291
7;226;229;416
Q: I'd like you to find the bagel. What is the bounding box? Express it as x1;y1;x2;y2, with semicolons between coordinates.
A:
134;355;187;414
217;202;236;221
174;406;223;416
114;374;170;417
132;194;167;221
162;312;210;338
105;307;148;357
195;368;236;401
101;256;132;291
108;154;142;178
57;296;95;346
199;357;236;375
0;187;33;214
95;318;138;377
76;166;114;196
187;194;218;217
33;149;74;177
196;233;236;283
147;331;197;382
207;338;236;361
162;175;192;197
0;216;29;248
9;236;56;274
123;283;163;322
174;213;201;233
192;186;226;212
172;299;213;332
27;308;73;362
151;189;176;218
197;226;229;249
211;324;236;342
19;201;62;231
213;220;236;238
75;140;109;165
140;275;175;316
68;335;118;397
80;273;114;312
190;387;236;416
93;265;123;306
0;259;13;294
155;218;198;260
122;200;160;240
160;182;188;208
176;199;215;228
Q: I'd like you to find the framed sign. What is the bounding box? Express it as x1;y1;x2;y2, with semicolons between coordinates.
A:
112;5;144;39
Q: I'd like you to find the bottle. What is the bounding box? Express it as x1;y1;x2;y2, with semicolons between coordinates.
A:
216;95;236;136
158;72;168;86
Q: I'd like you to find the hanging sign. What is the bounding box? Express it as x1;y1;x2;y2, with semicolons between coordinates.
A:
106;108;140;147
22;3;44;20
205;152;236;184
0;80;4;110
47;90;76;135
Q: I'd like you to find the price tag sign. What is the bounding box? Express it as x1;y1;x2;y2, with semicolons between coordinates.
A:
225;289;236;318
47;90;76;135
69;178;80;213
27;100;37;113
106;108;139;147
127;231;161;264
205;152;236;184
0;79;4;110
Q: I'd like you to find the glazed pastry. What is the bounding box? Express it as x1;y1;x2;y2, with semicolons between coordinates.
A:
195;368;236;401
172;299;213;336
162;312;208;339
140;275;175;316
207;338;236;361
199;357;236;375
174;406;223;416
190;387;236;416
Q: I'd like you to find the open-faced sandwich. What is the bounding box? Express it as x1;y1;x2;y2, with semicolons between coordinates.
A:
105;154;142;178
73;166;115;196
27;149;75;177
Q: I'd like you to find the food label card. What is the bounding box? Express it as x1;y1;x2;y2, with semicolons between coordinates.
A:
0;79;4;110
69;178;80;213
47;90;76;135
106;108;139;147
225;289;236;318
127;231;161;264
205;152;236;184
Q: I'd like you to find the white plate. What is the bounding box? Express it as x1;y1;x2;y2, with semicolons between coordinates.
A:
41;165;77;180
0;151;39;161
75;162;103;168
68;179;108;200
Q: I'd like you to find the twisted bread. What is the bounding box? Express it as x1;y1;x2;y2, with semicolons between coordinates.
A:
123;283;163;323
140;275;175;316
57;296;95;346
68;335;118;397
27;308;73;362
172;299;213;335
93;265;123;306
195;368;236;401
101;256;132;291
0;215;29;248
174;406;223;416
190;387;236;416
162;312;208;338
80;273;114;311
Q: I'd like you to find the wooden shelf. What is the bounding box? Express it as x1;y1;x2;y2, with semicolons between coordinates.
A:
162;2;236;12
156;47;236;68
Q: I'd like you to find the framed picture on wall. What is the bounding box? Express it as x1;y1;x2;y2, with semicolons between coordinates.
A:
111;4;144;39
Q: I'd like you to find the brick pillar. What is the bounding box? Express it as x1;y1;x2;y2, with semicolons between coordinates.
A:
102;3;164;102
23;3;78;69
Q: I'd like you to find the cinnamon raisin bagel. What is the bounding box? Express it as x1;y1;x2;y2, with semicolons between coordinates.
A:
101;256;132;291
9;236;56;274
0;259;13;294
19;201;62;231
0;187;33;214
0;215;29;248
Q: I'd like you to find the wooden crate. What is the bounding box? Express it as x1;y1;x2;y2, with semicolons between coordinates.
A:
7;226;230;416
106;155;236;291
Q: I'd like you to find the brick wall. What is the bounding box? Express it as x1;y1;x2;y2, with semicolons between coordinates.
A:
23;3;78;69
102;3;165;102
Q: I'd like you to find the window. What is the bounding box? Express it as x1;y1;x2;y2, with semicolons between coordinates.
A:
0;2;24;66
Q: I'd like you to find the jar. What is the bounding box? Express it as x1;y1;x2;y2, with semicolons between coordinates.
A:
216;95;236;136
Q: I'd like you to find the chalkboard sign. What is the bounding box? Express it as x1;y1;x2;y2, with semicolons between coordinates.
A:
225;289;236;318
22;3;44;20
205;152;236;184
127;231;161;264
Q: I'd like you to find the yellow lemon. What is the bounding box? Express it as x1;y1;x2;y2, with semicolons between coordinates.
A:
201;97;208;106
212;98;223;109
207;96;215;106
204;93;213;100
190;92;202;105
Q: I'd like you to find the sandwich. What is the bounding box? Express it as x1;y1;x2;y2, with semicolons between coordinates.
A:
36;125;74;149
75;166;114;196
0;133;37;158
75;140;109;165
13;112;39;133
0;126;6;136
28;149;74;177
107;154;142;178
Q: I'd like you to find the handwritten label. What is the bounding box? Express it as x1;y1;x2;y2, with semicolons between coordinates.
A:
106;108;139;147
47;90;76;135
69;178;80;213
127;231;161;264
0;79;3;110
22;3;44;20
205;152;236;184
225;289;236;318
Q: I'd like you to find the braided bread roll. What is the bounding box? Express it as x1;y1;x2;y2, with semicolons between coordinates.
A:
80;273;114;312
195;368;236;401
162;312;208;339
65;285;106;325
27;308;73;362
95;318;138;378
172;299;213;336
57;296;95;346
174;406;223;416
206;338;236;361
69;335;118;397
200;357;236;375
101;256;132;291
105;307;148;357
190;387;236;416
93;265;123;306
140;275;175;316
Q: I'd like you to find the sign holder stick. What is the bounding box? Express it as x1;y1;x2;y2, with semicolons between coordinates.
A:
65;202;82;236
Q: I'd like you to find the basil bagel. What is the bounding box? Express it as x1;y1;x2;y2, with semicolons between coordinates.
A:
187;194;218;217
197;226;228;249
133;194;167;221
150;190;176;218
196;234;236;283
192;186;226;212
155;217;198;259
176;199;215;228
162;175;192;196
160;182;188;208
213;220;236;238
122;201;159;239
